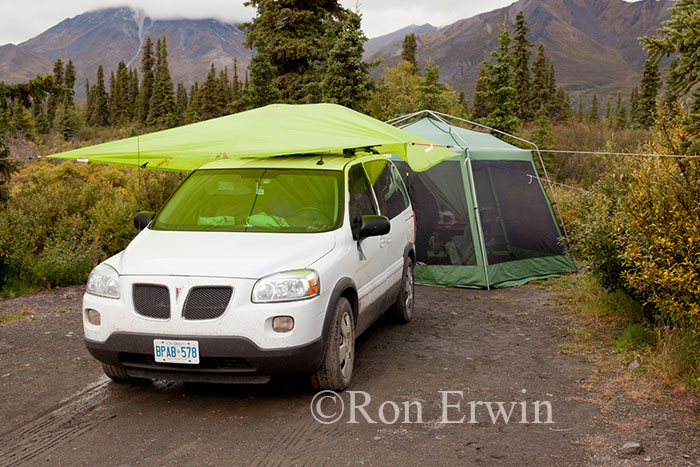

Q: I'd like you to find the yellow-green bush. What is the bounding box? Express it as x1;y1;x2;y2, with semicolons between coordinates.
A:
0;160;184;290
563;105;700;330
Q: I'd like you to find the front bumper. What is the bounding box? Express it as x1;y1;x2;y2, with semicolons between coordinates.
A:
86;332;325;383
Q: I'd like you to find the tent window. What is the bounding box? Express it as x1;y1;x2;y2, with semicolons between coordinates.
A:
363;159;409;219
348;164;378;239
472;160;565;264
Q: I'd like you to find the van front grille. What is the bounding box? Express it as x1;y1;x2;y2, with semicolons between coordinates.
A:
133;284;170;319
183;286;233;320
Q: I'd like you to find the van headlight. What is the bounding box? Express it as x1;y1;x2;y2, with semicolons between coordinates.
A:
86;263;121;299
252;270;319;303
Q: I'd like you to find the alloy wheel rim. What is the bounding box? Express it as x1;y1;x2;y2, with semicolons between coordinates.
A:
338;311;353;379
405;268;414;312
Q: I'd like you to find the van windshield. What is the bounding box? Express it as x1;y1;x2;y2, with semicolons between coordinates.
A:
152;168;344;233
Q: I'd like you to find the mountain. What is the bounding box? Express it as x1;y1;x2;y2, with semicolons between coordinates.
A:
0;1;672;102
0;44;52;83
364;0;673;100
363;23;437;58
0;7;250;98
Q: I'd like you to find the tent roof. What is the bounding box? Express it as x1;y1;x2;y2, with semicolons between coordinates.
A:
46;104;455;172
400;116;533;161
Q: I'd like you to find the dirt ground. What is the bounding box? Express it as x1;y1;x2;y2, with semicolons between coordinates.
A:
0;282;698;466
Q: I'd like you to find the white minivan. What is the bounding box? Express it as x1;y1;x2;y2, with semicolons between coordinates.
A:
82;153;415;390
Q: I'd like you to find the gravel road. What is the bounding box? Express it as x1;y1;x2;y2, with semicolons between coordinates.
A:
1;282;698;466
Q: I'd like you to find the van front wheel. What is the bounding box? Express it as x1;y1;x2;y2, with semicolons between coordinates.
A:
311;298;354;391
102;362;131;381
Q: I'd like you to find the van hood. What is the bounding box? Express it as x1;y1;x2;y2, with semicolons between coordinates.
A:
114;228;336;279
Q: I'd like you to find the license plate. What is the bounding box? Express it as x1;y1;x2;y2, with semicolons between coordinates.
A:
153;339;200;364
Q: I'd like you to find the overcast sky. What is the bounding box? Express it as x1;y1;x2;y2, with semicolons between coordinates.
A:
0;0;519;45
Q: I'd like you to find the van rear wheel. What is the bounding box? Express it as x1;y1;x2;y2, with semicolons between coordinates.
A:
311;297;354;391
390;258;414;323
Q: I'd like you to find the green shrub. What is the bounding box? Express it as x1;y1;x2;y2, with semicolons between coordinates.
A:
616;324;656;351
0;160;184;290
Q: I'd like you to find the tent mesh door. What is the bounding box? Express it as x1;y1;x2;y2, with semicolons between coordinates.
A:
471;159;566;265
394;160;477;266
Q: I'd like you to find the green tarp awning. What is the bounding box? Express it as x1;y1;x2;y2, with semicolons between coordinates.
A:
46;104;456;172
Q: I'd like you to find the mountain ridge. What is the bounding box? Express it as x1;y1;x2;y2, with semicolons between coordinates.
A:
364;0;673;100
0;7;251;99
0;1;674;102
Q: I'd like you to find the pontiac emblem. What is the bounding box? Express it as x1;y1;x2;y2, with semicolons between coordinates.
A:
176;287;183;301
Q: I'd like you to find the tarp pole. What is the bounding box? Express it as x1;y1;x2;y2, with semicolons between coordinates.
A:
465;149;491;290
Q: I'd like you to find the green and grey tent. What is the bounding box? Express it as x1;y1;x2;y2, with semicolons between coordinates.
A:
390;111;576;289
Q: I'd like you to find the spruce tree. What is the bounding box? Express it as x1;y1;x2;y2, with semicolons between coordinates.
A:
219;67;233;108
137;37;155;125
318;10;373;111
64;60;76;110
401;33;417;72
641;0;700;151
531;104;555;150
614;92;627;129
230;58;242;113
33;97;50;135
478;24;519;133
47;59;64;125
128;69;139;121
56;102;78;139
108;70;118;124
636;55;660;129
243;0;348;103
147;36;178;129
91;65;110;127
546;61;557;117
85;79;94;123
416;62;447;111
511;11;534;122
189;83;198;108
11;102;31;134
239;51;282;111
588;95;599;122
187;65;228;123
176;82;188;125
470;66;491;120
110;61;130;125
576;96;583;120
531;44;550;116
605;97;613;129
551;86;572;122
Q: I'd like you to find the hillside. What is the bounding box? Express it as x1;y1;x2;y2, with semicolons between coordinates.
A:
364;0;673;100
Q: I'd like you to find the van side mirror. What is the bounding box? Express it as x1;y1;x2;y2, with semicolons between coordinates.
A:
358;215;390;239
134;211;156;231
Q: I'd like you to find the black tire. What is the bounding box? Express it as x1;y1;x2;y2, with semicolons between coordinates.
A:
390;258;414;323
311;297;355;391
102;362;131;381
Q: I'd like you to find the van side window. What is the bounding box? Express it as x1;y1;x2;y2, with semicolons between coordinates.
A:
348;164;377;239
363;160;410;219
